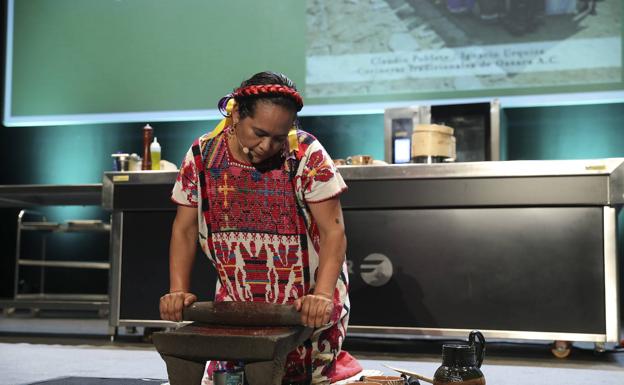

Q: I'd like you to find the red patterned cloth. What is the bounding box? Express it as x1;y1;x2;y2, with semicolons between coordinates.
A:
172;128;361;384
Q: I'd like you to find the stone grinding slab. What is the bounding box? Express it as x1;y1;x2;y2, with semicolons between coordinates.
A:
152;323;311;362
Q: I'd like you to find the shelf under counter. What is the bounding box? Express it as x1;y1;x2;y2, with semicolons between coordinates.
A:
6;206;111;317
17;259;110;270
0;295;109;313
19;222;111;233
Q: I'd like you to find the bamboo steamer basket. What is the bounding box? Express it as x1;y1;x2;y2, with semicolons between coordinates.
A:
411;124;456;160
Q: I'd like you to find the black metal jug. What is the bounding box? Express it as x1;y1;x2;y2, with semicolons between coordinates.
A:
433;330;486;384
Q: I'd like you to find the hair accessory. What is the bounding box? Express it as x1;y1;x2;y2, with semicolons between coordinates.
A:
288;127;299;154
218;95;235;117
233;84;303;111
208;98;237;140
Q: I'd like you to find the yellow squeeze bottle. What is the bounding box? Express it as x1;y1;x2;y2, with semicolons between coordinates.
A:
150;137;161;170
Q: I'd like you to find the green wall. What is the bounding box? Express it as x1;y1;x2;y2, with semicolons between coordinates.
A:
504;103;624;160
3;102;622;296
1;103;623;300
2;103;624;188
0;115;386;187
3;103;623;190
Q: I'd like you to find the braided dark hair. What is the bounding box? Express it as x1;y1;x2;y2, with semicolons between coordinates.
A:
231;71;302;119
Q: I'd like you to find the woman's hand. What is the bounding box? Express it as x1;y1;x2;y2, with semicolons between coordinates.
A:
159;291;197;321
294;293;333;328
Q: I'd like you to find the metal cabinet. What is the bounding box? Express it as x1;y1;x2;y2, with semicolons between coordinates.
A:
103;172;216;332
339;159;622;346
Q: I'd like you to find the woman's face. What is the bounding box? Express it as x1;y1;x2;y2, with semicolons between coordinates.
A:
233;101;295;164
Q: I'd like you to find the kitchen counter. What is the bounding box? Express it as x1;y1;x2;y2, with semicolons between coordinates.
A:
102;159;622;346
103;158;624;209
0;184;102;207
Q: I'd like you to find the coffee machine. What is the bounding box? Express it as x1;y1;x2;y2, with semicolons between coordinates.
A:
384;100;500;164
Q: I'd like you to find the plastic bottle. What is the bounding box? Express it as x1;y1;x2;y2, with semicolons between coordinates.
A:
142;124;153;170
150;137;161;170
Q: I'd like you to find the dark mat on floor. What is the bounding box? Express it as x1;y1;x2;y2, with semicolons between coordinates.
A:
27;378;167;385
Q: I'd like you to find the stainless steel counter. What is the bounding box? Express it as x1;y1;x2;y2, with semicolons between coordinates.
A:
103;159;622;346
103;158;624;208
0;184;102;207
103;157;624;182
339;158;624;180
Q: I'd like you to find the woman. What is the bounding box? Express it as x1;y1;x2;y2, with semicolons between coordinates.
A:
160;71;361;384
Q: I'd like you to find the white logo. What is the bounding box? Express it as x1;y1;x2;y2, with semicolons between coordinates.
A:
360;253;393;287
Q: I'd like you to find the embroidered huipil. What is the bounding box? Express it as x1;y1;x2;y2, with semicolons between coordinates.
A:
171;128;361;384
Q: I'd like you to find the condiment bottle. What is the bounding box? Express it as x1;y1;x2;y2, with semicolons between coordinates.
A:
142;124;153;170
150;137;161;170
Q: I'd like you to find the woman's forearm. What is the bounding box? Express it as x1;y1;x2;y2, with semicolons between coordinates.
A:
313;229;346;298
169;220;198;293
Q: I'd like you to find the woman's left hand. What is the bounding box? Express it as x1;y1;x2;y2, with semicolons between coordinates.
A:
294;294;333;328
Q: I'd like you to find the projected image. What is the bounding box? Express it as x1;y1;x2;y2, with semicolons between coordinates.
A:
305;0;622;99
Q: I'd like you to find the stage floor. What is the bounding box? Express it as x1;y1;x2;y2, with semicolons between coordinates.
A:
1;314;623;385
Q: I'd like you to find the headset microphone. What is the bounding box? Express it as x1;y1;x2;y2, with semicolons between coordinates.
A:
234;123;251;156
237;136;250;155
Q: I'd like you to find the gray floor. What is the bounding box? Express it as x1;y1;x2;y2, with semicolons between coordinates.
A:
1;315;623;385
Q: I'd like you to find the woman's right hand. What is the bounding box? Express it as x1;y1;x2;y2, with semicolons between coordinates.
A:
159;291;197;321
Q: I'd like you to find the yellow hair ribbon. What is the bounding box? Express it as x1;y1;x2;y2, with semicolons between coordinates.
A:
288;127;299;153
207;98;236;139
